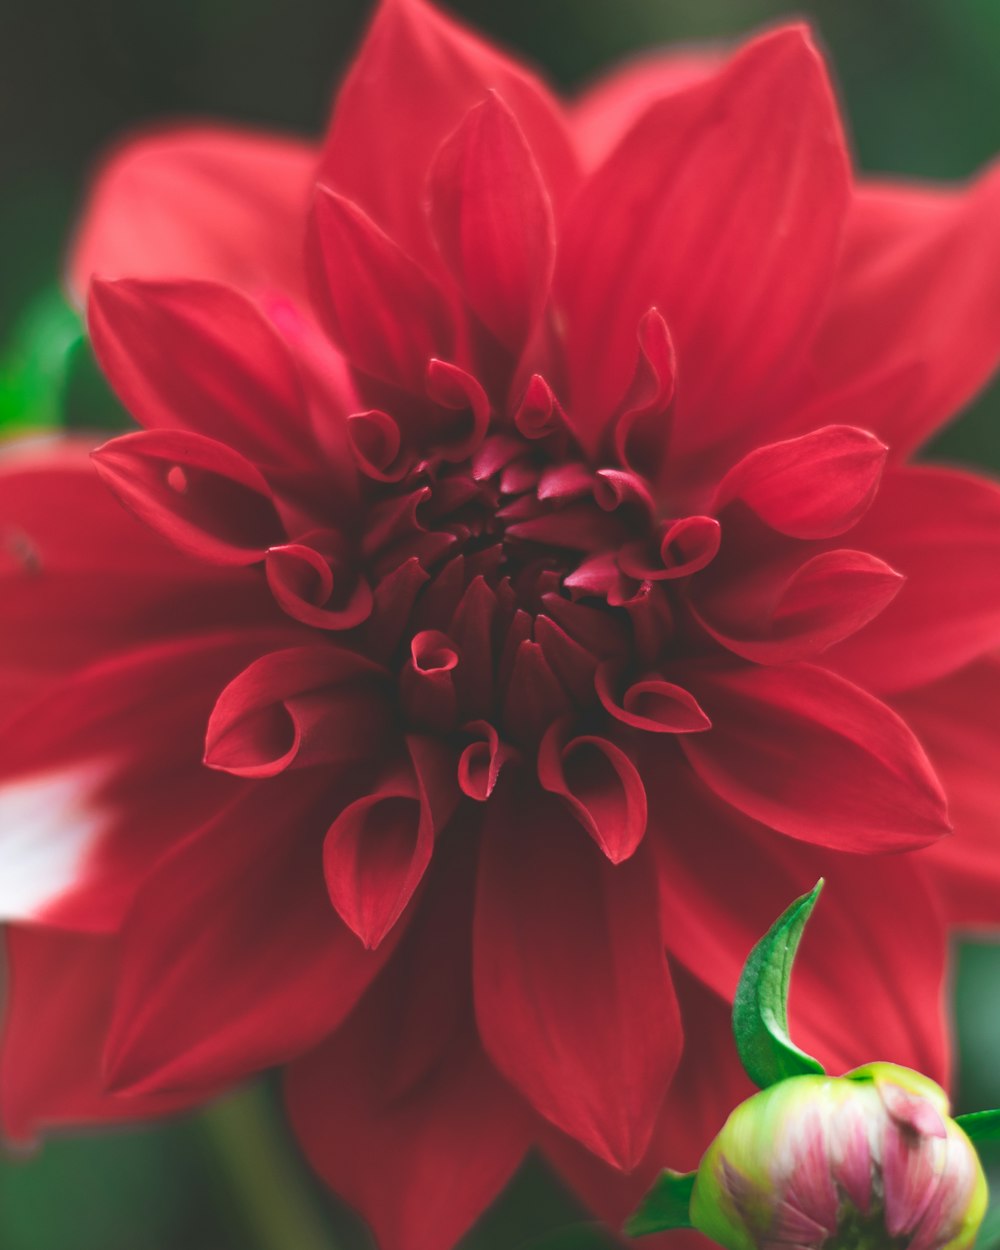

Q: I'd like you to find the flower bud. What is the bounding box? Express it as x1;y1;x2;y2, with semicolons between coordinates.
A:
690;1064;987;1250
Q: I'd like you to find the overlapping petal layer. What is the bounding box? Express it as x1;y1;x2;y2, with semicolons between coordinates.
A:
3;4;1000;1250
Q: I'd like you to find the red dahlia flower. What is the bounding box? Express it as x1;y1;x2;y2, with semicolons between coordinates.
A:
3;3;1000;1247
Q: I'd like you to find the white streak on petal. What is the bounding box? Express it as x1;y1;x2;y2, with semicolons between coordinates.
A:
0;768;108;919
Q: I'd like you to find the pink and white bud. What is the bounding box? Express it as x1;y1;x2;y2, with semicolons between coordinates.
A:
691;1064;987;1250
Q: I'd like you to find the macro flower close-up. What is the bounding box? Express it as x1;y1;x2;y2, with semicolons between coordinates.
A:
3;1;1000;1248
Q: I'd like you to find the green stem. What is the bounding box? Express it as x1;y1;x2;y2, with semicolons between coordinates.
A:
200;1082;339;1250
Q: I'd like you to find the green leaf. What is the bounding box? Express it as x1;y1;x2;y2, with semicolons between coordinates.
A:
732;880;826;1089
0;288;84;433
955;1109;1000;1144
623;1170;696;1237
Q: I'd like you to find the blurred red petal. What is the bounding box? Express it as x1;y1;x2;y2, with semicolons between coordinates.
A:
810;165;1000;458
1;929;206;1143
0;630;293;931
895;655;1000;928
69;126;316;303
570;48;724;173
828;467;1000;691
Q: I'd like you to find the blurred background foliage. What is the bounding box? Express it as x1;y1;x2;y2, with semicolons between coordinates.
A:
2;0;1000;1245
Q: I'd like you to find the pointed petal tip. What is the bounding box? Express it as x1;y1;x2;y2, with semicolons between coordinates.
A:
751;19;823;60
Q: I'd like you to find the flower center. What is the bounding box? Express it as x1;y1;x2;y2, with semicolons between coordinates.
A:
356;415;675;750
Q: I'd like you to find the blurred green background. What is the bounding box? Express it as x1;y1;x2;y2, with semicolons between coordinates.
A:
3;0;1000;1246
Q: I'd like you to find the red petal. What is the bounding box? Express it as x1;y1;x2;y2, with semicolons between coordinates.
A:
423;358;491;461
894;655;1000;927
400;629;461;732
541;973;753;1233
681;662;951;852
288;1024;529;1250
69;126;316;303
289;827;533;1250
323;736;459;949
609;308;677;478
308;188;455;391
264;538;373;630
204;645;388;778
538;721;648;863
536;461;593;503
646;765;949;1081
570;50;724;173
534;614;599;704
1;929;204;1142
779;359;923;451
0;630;292;931
92;429;285;565
457;721;515;801
429;93;555;352
593;468;656;518
0;443;273;684
810;165;1000;458
449;576;497;718
559;25;850;470
827;466;1000;692
375;829;480;1100
540;592;630;660
261;297;362;501
692;549;904;665
474;788;681;1170
504;502;626;552
89;278;315;467
713;425;888;539
104;773;395;1094
619;514;721;582
319;0;576;269
501;639;573;746
346;409;410;481
363;556;430;661
514;374;571;444
472;430;524;480
595;661;711;734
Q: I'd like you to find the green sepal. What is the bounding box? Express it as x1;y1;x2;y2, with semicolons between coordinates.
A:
955;1109;1000;1144
732;880;826;1089
624;1169;696;1237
